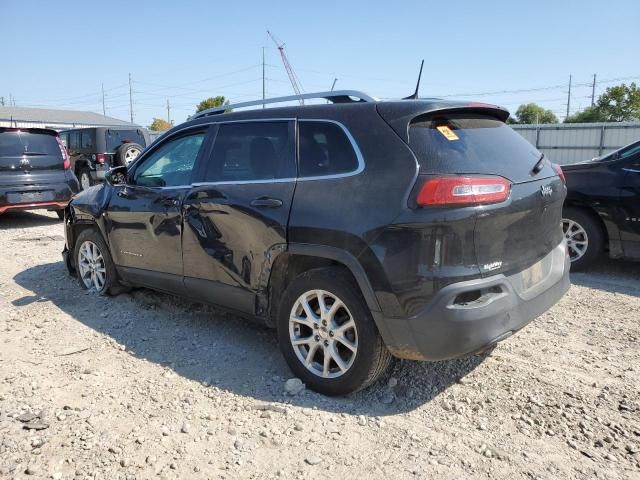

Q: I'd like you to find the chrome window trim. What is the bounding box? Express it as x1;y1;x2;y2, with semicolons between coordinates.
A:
142;118;364;190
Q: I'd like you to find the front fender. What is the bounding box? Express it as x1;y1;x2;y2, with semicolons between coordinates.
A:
65;183;112;268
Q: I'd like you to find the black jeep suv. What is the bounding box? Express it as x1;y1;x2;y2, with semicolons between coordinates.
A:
58;127;149;190
63;91;570;395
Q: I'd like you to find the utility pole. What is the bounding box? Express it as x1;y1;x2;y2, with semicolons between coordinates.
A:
591;74;597;106
566;74;572;119
128;73;134;123
166;99;171;124
101;83;106;116
262;46;266;108
0;96;4;107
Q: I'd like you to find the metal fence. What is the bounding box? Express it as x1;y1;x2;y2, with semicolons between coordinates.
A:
511;121;640;165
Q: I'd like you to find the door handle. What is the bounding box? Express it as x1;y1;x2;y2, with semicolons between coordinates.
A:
250;196;283;208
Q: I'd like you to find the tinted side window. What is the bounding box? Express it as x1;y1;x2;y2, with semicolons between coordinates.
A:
81;131;94;149
298;121;359;177
133;131;205;188
69;131;80;150
204;121;294;182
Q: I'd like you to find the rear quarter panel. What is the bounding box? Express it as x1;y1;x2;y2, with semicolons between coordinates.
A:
287;105;419;317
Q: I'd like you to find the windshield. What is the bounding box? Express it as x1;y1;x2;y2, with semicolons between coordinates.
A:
0;130;61;157
594;140;640;162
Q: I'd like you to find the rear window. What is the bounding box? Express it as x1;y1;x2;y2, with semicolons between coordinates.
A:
0;130;61;157
408;114;540;174
106;129;147;152
298;121;359;177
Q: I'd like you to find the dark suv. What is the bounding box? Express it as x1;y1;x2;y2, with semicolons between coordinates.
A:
58;127;149;190
1;127;78;218
62;91;570;395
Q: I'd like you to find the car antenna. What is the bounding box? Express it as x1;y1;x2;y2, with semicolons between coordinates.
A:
403;59;424;100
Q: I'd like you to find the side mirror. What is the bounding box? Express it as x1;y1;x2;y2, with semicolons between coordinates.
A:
105;165;128;186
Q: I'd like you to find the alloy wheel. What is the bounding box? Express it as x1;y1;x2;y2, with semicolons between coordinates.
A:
124;147;141;166
289;289;358;379
562;218;589;262
77;240;107;292
80;172;91;190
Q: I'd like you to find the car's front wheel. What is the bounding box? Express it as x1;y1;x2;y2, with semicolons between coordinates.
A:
277;267;392;396
74;229;118;295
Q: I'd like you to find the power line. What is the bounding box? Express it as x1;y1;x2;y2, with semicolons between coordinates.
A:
431;74;639;98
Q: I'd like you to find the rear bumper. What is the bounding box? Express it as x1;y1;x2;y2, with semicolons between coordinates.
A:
0;174;78;214
375;241;570;361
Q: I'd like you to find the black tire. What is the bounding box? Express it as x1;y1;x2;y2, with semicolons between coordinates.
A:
277;267;392;396
73;228;119;295
114;143;144;167
562;207;604;271
78;166;93;191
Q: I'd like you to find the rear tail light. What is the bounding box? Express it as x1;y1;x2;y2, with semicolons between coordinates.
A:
416;176;511;206
552;163;565;184
96;153;105;164
56;136;70;170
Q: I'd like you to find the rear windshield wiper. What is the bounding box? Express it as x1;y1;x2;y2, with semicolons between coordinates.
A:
531;153;545;175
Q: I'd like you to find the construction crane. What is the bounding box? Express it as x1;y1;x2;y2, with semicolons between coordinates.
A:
267;30;304;104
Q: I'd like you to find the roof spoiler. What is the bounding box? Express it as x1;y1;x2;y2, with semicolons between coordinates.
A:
376;102;510;142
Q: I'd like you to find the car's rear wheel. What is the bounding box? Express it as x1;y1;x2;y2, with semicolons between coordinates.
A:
562;207;604;271
277;267;392;396
74;229;118;295
78;166;93;191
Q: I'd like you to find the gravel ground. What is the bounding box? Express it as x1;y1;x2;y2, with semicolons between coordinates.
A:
0;210;639;480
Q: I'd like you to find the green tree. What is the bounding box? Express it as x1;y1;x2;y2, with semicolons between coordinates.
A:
196;96;230;113
593;82;640;121
148;118;172;131
565;83;640;123
512;103;558;124
564;106;607;123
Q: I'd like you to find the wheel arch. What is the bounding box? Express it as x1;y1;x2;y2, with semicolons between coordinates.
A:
563;202;611;248
74;159;90;175
66;214;111;271
265;244;381;328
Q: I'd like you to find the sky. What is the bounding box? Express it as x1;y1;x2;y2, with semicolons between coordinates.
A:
2;0;639;126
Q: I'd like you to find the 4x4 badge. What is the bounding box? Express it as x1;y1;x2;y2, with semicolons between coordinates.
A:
540;184;553;197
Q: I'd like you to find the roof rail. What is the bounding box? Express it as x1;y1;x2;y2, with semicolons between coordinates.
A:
192;90;377;119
